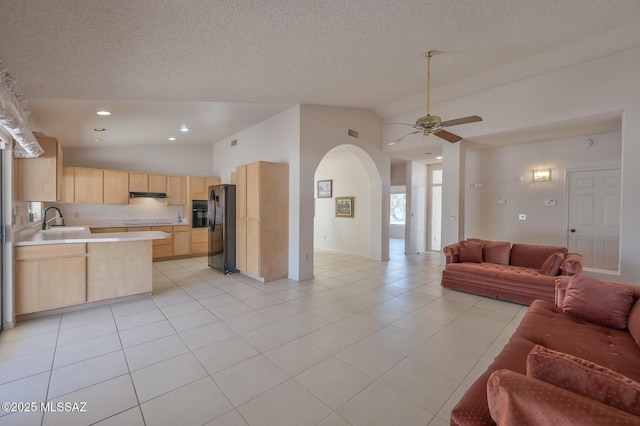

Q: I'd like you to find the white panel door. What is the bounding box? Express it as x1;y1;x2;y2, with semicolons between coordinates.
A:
568;169;621;271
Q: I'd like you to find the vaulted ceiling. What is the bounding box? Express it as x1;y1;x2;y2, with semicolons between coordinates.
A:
1;0;639;151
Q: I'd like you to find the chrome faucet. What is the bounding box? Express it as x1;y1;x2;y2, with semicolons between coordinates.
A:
42;206;64;230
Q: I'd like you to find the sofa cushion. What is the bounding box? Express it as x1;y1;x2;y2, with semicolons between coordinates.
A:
510;243;568;269
458;240;483;263
487;369;640;426
629;300;640;347
526;345;640;416
482;241;510;265
539;251;564;276
562;275;634;329
560;252;584;275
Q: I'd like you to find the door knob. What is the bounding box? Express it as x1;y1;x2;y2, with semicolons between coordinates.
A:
570;229;576;233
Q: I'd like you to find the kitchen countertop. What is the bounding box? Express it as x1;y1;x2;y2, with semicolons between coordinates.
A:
15;226;171;247
64;218;190;228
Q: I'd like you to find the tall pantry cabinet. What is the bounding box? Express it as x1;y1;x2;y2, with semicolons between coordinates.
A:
233;161;288;282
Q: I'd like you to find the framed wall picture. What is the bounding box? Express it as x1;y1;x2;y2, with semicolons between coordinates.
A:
317;180;332;198
335;196;354;218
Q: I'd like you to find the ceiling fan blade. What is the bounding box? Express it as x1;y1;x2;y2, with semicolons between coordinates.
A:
387;122;418;128
435;129;463;143
388;130;422;146
440;115;483;127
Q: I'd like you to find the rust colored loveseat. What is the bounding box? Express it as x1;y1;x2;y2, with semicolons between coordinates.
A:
441;239;583;305
450;275;640;425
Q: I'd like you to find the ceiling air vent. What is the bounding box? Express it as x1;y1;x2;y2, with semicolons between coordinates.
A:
230;139;238;147
348;129;358;138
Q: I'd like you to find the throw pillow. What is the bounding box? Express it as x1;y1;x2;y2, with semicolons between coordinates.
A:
539;251;565;276
458;240;483;263
482;241;511;265
562;274;634;329
628;300;640;347
487;369;640;426
526;345;640;416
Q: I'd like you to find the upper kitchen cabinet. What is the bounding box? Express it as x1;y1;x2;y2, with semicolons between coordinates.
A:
189;176;221;201
15;133;63;202
148;174;167;193
75;168;104;204
104;170;130;204
167;175;186;206
61;166;75;204
129;172;148;192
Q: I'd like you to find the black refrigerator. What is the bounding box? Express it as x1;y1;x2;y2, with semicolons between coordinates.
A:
207;184;238;274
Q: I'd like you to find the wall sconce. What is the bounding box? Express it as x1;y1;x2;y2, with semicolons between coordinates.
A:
532;168;551;182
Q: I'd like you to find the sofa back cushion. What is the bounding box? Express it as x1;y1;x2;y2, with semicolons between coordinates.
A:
458;240;483;263
510;243;568;269
526;345;640;416
628;301;640;347
482;241;511;265
562;274;634;329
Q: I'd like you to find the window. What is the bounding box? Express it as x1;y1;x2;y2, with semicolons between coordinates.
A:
390;193;406;225
27;202;42;223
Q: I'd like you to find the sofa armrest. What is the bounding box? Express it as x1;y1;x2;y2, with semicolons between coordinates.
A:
560;252;583;276
442;243;460;264
487;369;640;426
554;275;571;307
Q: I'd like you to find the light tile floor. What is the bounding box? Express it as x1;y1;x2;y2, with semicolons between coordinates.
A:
0;240;528;425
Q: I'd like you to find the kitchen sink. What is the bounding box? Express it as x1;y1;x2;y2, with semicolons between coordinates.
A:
40;226;89;233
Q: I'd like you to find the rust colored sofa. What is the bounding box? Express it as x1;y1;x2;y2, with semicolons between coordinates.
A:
441;239;583;305
450;275;640;425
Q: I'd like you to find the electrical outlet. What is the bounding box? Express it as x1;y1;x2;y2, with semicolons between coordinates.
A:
518;213;527;220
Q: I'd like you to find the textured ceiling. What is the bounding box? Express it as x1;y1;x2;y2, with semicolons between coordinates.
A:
1;0;640;149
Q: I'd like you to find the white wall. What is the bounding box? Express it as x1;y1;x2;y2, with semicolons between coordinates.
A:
619;105;640;284
405;161;426;254
390;163;406;185
465;132;621;246
314;146;371;256
212;106;302;279
64;143;214;176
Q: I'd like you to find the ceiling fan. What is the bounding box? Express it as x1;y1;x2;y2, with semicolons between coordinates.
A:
388;51;482;145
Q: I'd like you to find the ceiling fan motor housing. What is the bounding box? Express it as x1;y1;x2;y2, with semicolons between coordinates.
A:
415;114;442;135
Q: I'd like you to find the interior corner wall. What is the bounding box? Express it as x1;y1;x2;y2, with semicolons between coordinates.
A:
464;132;621;246
619;106;640;284
64;143;214;176
211;105;302;280
299;105;389;272
441;142;465;251
314;148;372;256
405;161;427;254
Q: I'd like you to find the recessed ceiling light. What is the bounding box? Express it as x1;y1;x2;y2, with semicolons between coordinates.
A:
96;110;111;116
180;126;189;132
436;156;443;160
92;138;103;142
94;128;106;131
168;137;176;141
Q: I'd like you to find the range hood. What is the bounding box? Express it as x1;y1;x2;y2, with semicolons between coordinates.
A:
129;191;167;199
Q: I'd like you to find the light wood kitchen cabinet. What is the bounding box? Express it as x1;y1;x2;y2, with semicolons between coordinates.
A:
234;161;288;282
129;172;148;192
148;174;167;193
173;226;190;256
191;227;208;256
167;176;186;205
75;167;104;204
151;225;173;259
15;244;87;315
15;134;63;202
61;166;75;204
104;170;130;204
190;176;221;201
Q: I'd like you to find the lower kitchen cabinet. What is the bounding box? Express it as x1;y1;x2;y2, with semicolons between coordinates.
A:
15;244;87;315
191;227;208;256
173;226;190;256
152;226;173;259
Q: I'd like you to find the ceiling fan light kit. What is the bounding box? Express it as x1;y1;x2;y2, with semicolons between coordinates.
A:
388;50;483;146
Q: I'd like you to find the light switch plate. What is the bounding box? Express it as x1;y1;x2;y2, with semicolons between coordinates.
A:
544;199;557;207
518;213;527;220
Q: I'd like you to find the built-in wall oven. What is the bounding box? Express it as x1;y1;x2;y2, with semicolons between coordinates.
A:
192;200;208;228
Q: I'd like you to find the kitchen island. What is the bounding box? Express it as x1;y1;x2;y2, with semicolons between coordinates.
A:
14;227;170;316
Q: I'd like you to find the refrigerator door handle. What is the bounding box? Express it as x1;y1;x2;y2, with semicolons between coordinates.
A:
208;190;216;232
